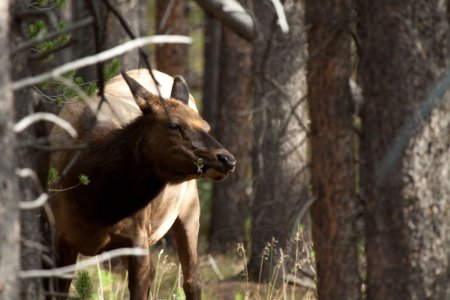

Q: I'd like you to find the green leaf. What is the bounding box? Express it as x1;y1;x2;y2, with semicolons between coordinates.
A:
47;167;59;185
104;59;121;82
55;0;68;9
85;82;97;96
55;96;64;108
27;20;47;38
79;174;90;186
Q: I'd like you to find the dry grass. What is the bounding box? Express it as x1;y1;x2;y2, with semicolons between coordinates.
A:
70;241;315;300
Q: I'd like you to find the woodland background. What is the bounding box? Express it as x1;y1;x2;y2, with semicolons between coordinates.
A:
0;0;449;299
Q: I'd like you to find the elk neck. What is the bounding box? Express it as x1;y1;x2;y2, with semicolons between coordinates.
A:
65;116;167;225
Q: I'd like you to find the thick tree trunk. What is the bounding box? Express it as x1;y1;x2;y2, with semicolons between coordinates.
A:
358;1;450;299
247;0;310;282
156;0;189;76
208;25;253;252
305;0;360;299
9;1;44;299
202;13;221;127
0;2;20;299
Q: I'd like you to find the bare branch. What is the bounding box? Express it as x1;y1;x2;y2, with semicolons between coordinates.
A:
12;35;192;91
15;168;49;210
377;67;450;182
270;0;289;33
19;247;149;279
194;0;254;40
19;193;49;210
14;112;78;138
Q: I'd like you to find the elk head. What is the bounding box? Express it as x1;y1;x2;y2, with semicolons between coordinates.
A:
121;70;236;183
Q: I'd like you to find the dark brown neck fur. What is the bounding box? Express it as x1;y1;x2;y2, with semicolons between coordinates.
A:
64;117;165;224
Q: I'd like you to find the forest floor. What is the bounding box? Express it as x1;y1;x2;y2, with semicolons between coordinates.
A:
71;242;316;300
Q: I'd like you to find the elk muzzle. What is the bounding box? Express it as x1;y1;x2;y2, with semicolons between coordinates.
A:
217;152;236;172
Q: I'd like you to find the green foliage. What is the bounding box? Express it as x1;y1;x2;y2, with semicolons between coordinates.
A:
234;293;244;300
35;0;68;8
194;158;204;175
27;18;70;62
74;270;94;300
47;167;59;185
38;60;120;107
175;287;186;300
79;174;90;186
104;59;121;82
27;20;47;38
54;0;68;8
36;0;49;7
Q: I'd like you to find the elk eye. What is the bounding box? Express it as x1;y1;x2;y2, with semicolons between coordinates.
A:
169;122;181;130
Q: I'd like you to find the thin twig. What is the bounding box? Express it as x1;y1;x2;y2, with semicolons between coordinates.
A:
12;35;192;91
15;168;50;210
14;112;78;138
377;67;450;182
19;193;49;210
19;247;149;279
269;0;289;33
159;0;177;30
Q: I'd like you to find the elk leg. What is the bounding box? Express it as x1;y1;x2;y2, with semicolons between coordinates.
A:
55;238;78;296
172;217;201;300
128;250;154;300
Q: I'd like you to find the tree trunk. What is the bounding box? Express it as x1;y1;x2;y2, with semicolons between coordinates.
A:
358;1;450;299
103;0;140;70
72;0;141;81
247;0;310;282
9;1;44;298
201;13;221;127
208;25;253;253
0;2;21;299
156;0;189;76
305;0;360;299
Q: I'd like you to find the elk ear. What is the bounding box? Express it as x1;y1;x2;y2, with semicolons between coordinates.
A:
121;70;157;114
170;75;189;105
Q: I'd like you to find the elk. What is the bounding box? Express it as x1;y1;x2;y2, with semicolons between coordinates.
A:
49;69;236;300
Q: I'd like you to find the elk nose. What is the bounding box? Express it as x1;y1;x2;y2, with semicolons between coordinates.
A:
217;153;237;171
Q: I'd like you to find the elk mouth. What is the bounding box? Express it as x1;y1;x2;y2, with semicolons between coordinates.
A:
198;153;236;181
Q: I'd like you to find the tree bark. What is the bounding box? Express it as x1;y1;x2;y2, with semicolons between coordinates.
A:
208;25;253;253
72;0;141;81
247;0;310;282
103;0;140;70
305;0;360;299
0;2;21;299
156;0;189;77
9;1;45;298
202;13;221;127
358;1;450;299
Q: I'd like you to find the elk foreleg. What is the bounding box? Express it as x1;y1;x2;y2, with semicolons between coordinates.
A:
172;216;201;300
128;252;154;300
54;237;78;298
